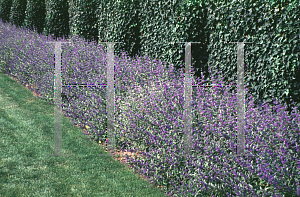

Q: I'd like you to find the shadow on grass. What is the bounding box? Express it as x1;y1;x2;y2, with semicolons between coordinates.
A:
0;71;171;197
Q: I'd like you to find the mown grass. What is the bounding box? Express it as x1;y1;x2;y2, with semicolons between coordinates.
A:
0;69;171;197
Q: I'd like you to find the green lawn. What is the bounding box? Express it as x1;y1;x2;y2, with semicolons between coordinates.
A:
0;70;170;197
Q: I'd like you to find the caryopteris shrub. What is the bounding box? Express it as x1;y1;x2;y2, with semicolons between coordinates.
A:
0;19;299;197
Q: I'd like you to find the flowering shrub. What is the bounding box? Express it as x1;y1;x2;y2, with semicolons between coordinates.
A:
0;19;299;196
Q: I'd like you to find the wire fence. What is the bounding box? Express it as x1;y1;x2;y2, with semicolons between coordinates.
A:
44;39;249;159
